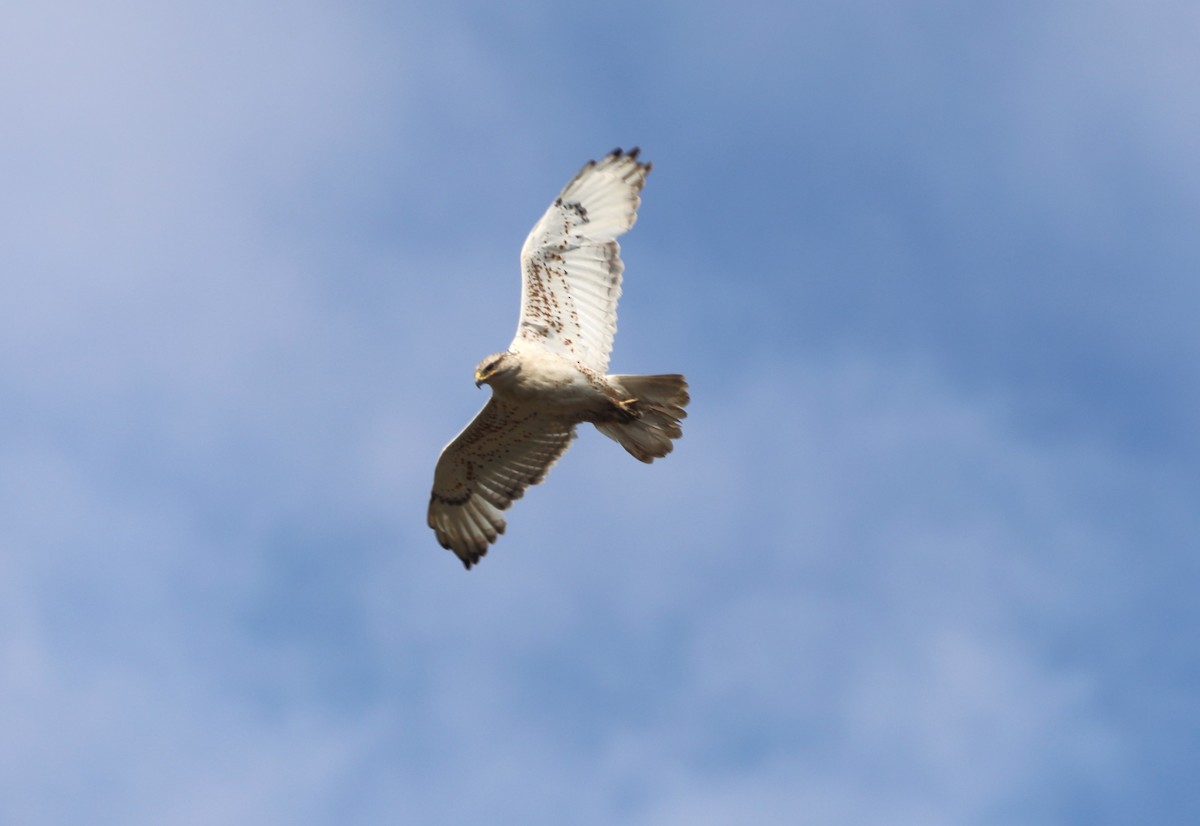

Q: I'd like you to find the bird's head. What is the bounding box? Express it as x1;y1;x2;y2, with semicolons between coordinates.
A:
474;352;520;388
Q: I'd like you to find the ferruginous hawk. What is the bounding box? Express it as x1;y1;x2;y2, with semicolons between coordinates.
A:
428;148;689;569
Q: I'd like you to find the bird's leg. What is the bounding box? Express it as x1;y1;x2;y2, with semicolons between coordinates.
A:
614;396;641;420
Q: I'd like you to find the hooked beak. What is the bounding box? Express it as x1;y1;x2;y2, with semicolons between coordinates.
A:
474;370;485;388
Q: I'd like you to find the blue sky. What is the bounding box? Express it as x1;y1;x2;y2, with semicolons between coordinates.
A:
2;1;1197;823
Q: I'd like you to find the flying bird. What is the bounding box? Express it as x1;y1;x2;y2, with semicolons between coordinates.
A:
428;148;689;569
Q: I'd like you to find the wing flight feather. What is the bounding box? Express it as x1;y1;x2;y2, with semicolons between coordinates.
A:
427;398;575;568
512;148;650;372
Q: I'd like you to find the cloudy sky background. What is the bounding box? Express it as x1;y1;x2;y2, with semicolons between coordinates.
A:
3;1;1197;823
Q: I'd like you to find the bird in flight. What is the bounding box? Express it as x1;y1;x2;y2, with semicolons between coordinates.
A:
427;148;689;569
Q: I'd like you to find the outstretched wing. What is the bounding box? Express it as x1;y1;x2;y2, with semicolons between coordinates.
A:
511;148;651;373
428;399;576;569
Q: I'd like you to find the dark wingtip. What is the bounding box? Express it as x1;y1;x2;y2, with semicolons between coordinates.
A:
628;146;641;159
459;546;489;571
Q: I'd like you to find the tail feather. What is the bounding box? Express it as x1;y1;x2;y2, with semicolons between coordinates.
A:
596;374;689;463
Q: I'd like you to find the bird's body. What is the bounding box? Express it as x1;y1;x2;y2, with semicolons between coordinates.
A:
478;349;613;415
428;149;689;568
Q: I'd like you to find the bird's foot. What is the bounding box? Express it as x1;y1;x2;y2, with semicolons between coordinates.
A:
615;397;641;420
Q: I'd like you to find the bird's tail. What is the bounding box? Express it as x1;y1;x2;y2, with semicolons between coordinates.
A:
595;374;690;463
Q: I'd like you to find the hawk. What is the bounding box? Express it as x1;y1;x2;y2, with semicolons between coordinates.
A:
428;148;689;569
